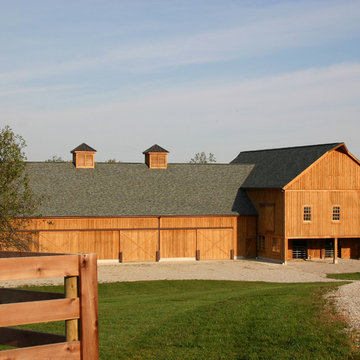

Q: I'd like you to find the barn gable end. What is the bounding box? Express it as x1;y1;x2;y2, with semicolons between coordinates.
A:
284;144;360;190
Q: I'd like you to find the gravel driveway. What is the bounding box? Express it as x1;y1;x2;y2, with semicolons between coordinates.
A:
1;258;359;332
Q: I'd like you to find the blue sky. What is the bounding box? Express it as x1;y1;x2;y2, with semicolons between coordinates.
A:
1;0;360;162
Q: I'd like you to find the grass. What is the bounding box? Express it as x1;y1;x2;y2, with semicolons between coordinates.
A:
327;272;360;280
2;280;359;359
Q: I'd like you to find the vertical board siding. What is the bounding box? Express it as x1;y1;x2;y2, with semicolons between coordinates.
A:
27;216;256;261
340;238;360;259
307;239;322;259
37;231;119;259
160;230;196;258
285;191;360;238
27;217;158;231
160;216;235;229
120;230;158;261
237;217;256;258
285;149;360;261
246;189;284;261
256;235;282;261
286;149;360;190
196;229;233;260
246;189;284;237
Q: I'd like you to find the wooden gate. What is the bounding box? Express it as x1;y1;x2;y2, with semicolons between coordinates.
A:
119;230;158;261
37;231;119;259
0;251;99;359
196;229;233;260
160;229;196;258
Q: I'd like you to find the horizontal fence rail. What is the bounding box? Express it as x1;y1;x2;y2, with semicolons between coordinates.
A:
0;252;99;360
0;254;79;281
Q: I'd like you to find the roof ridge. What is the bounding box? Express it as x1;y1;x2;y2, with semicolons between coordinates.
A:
71;143;97;153
27;161;251;166
239;142;343;154
143;144;169;154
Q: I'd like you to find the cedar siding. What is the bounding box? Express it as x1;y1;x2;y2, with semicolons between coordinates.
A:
19;142;360;263
283;147;360;261
245;189;284;261
28;216;241;261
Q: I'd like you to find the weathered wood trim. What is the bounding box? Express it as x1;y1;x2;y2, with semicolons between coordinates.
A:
283;189;287;263
346;149;360;166
0;298;80;327
79;254;99;359
334;237;338;264
0;255;79;281
65;277;79;342
0;341;80;359
286;189;360;192
20;226;234;232
26;214;240;220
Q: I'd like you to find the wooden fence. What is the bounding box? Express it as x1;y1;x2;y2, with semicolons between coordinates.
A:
0;251;99;359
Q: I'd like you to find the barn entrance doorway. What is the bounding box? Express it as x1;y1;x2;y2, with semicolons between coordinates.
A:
292;239;307;259
324;239;334;258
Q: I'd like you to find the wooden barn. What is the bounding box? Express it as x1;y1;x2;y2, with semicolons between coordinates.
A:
231;142;360;263
23;142;360;263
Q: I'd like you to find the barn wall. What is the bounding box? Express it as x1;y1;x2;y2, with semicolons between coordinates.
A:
246;189;284;237
28;215;254;261
237;216;257;258
285;190;360;238
246;189;284;261
340;238;360;259
286;148;360;191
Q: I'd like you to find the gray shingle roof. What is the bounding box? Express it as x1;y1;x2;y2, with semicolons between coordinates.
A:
143;144;169;154
231;143;342;188
27;162;256;217
71;143;97;153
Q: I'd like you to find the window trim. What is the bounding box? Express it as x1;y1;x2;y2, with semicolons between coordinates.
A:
332;205;341;222
303;205;312;222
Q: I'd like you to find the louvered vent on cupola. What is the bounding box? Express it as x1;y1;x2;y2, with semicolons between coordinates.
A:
71;143;97;168
143;144;169;169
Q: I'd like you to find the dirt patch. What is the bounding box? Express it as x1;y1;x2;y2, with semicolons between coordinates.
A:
2;258;360;287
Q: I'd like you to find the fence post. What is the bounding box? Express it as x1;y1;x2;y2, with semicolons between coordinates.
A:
79;253;99;359
65;276;79;341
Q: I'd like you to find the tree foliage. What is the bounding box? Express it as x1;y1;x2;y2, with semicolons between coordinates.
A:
45;155;66;162
189;152;216;164
0;126;40;251
105;159;121;163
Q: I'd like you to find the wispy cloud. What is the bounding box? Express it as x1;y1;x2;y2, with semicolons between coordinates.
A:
0;84;84;97
1;1;359;85
2;62;360;161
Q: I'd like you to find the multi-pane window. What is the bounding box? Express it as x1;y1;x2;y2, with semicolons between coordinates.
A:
332;206;340;221
258;235;266;251
303;206;312;222
272;238;280;253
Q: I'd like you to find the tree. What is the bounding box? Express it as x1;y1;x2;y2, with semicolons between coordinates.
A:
45;155;66;162
105;159;121;163
0;126;40;251
189;152;216;164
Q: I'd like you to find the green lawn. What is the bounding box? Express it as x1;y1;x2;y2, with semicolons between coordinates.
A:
327;272;360;281
3;280;359;359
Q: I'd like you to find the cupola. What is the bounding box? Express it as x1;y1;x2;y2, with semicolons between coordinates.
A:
143;144;169;169
71;143;97;168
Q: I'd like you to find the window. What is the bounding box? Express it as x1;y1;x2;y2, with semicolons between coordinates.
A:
303;206;312;222
272;238;280;253
258;235;266;251
332;206;340;221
